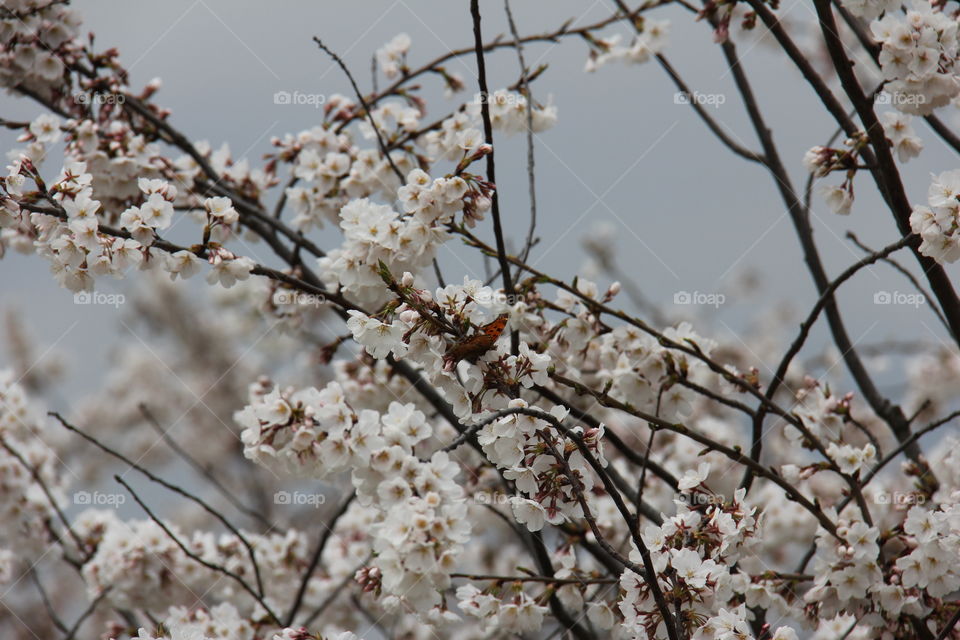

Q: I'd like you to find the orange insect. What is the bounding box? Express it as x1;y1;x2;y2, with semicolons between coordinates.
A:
443;313;509;370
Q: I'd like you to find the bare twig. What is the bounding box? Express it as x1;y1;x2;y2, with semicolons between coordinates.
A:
470;0;517;313
112;474;281;626
504;0;540;276
51;413;268;599
138;403;272;530
284;492;356;626
313;38;404;182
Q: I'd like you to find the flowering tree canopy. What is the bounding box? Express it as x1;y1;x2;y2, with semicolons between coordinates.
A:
3;1;960;639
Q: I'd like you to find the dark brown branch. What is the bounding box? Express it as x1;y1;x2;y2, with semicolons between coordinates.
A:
313;38;404;182
504;0;540;276
470;0;517;310
284;492;356;626
811;0;960;346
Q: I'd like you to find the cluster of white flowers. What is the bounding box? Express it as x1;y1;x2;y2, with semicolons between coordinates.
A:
78;512;202;611
492;399;606;531
802;138;868;215
588;316;717;423
131;607;360;640
346;276;554;419
843;0;899;21
895;503;960;597
119;177;176;244
277;84;553;236
584;21;670;71
360;451;471;611
788;378;850;446
237;379;382;477
488;402;599;532
135;603;254;640
36;161;124;290
421;89;557;160
810;109;923;215
375;33;411;79
67;118;172;205
881;111;923;162
457;584;549;633
419;111;478;162
358;101;421;142
911;168;960;264
805;518;886;618
317;168;482;307
0;370;65;560
4;154;264;293
237;379;472;613
465;89;558;136
279;124;407;232
0;0;80;91
619;474;801;640
808;504;951;636
79;509;343;621
871;1;960;115
14;2;960;638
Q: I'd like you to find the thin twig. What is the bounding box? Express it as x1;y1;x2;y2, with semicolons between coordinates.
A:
504;0;540;277
112;474;281;626
846;232;949;334
0;436;87;559
302;559;369;628
138;403;272;530
470;0;517;316
313;38;404;182
284;492;356;626
51;413;268;599
29;570;68;634
64;587;112;640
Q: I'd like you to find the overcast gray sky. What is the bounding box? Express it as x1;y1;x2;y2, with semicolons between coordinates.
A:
3;0;957;407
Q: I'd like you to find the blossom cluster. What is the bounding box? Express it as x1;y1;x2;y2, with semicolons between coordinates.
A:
871;1;960;115
6;3;960;640
236;379;470;612
619;471;801;640
801;495;960;638
276;83;554;236
910;168;960;264
584;21;670;71
0;0;79;92
78;510;332;617
0;370;64;558
316;169;479;308
276;122;407;232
